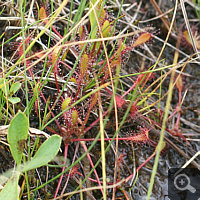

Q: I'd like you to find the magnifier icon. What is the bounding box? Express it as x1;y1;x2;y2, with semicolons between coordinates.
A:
174;173;196;193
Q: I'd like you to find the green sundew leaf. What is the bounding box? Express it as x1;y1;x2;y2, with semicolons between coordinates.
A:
8;97;21;104
89;0;98;40
0;172;20;200
80;53;88;78
89;0;106;51
23;135;62;171
10;82;21;94
7;111;29;166
61;98;71;111
102;20;111;38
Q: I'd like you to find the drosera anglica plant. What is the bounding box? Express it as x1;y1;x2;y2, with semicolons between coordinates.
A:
48;27;156;198
40;5;155;197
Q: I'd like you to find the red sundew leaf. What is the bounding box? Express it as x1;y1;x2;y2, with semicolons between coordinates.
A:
132;32;152;48
115;95;126;108
71;110;78;126
147;72;156;81
110;58;121;69
16;36;31;58
183;30;200;49
39;6;48;24
62;98;71;111
117;152;126;167
105;88;126;108
129;133;148;142
129;127;150;142
68;165;83;178
90;92;98;109
69;77;77;84
79;26;84;39
137;74;145;85
114;40;126;59
82;93;98;127
34;51;46;59
52;47;61;64
141;127;149;138
176;75;183;92
78;26;86;50
183;30;190;44
168;129;187;142
80;53;88;78
130;102;138;118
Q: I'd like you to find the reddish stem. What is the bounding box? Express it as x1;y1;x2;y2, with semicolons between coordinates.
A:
125;151;156;183
71;137;146;142
81;141;104;195
61;143;80;195
52;26;63;39
54;143;69;199
60;61;80;78
54;62;60;93
121;79;138;98
26;60;34;79
84;109;109;133
175;89;182;130
40;92;62;131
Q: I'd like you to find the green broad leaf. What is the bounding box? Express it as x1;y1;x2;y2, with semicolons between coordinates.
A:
23;135;62;171
7;111;29;166
8;97;21;104
0;172;20;200
10;82;21;94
